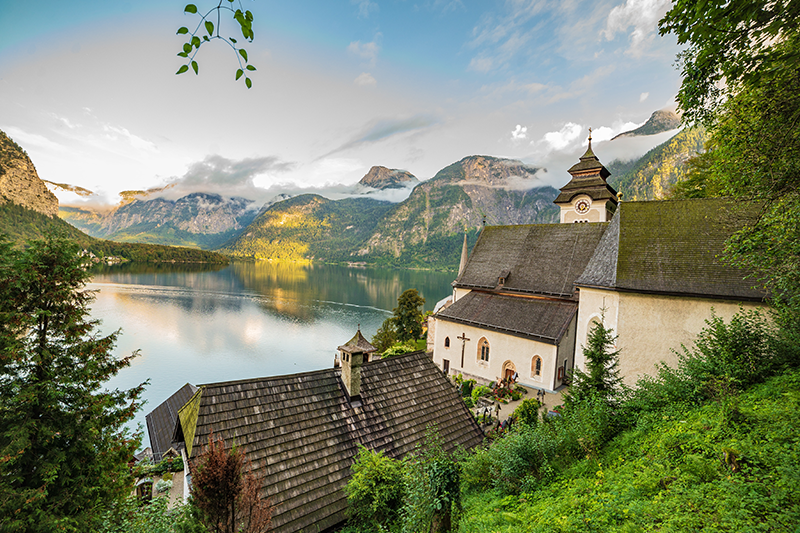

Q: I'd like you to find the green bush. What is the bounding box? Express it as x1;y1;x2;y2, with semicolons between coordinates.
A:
471;386;492;404
514;398;540;428
345;446;405;531
624;308;786;423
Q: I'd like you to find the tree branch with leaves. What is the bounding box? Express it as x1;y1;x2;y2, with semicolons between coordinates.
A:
176;1;257;88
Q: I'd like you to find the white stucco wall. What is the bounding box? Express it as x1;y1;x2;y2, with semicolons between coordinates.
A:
431;318;563;392
576;287;763;386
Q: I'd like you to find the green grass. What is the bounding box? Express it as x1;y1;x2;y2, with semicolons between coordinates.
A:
460;369;800;532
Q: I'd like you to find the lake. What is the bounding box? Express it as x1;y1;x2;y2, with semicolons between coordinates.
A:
90;261;456;448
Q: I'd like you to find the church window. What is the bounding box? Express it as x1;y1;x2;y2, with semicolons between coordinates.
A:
478;338;490;362
444;337;450;348
532;356;542;378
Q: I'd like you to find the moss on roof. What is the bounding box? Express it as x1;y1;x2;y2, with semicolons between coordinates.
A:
577;198;766;300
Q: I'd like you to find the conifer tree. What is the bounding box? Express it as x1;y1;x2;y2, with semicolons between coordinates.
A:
568;312;622;405
0;235;145;531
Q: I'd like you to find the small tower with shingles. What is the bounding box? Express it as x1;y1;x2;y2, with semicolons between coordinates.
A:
338;328;377;400
554;129;618;223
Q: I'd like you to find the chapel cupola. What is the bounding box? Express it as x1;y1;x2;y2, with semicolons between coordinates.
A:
554;129;618;223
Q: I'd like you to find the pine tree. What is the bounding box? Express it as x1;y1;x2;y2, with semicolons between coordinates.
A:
568;311;622;405
0;235;145;531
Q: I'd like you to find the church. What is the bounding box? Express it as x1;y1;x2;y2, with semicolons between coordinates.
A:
430;135;765;393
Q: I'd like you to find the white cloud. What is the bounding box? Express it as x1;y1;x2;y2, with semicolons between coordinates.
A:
511;124;528;142
2;126;68;153
352;0;378;18
102;124;157;153
640;91;649;102
347;36;381;68
539;122;584;152
468;56;494;73
354;72;377;87
587;120;641;143
426;0;465;14
603;0;671;56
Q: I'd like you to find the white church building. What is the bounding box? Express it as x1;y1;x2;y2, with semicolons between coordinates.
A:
430;137;765;392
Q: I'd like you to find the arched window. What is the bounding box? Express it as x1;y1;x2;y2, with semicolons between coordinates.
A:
444;337;450;348
478;338;490;362
531;356;542;378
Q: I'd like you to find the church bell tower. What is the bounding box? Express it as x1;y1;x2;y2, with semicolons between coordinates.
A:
554;129;619;223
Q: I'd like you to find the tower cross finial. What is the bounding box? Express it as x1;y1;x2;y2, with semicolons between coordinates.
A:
588;127;593;149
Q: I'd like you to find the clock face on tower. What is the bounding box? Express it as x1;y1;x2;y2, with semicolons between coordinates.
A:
575;198;591;215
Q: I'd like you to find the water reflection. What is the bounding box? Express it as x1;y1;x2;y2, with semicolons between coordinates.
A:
90;261;456;444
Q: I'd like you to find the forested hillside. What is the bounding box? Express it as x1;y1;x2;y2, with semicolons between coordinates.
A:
219;195;394;261
608;127;707;200
0;202;228;263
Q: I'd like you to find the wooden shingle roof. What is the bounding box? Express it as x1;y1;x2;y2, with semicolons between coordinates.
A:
145;383;197;460
437;291;578;344
456;222;609;298
338;329;377;354
179;351;484;533
575;198;766;300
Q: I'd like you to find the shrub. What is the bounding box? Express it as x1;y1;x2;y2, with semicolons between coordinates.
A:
345;446;405;531
514;398;540;428
471;386;492;404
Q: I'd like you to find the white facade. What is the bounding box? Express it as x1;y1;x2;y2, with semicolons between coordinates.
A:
432;312;576;392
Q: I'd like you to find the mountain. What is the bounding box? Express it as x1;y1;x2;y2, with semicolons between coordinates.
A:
222;156;559;268
0;202;228;263
43;180;95;198
611;109;682;140
0;130;59;217
61;192;259;249
358;166;418;190
218;195;394;261
353;156;559;267
608;126;707;200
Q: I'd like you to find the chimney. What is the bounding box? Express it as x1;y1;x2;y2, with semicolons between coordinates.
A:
340;348;363;400
337;328;375;401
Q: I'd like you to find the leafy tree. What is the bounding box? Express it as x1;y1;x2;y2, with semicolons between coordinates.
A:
0;235;145;532
393;289;425;343
344;446;405;531
567;312;622;405
659;0;800;125
371;316;398;353
402;425;461;533
661;2;800;316
189;432;272;533
176;1;257;88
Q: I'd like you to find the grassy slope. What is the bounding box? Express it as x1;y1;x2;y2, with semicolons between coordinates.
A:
0;202;229;263
461;369;800;532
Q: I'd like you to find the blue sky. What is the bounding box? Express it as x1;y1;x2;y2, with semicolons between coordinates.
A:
0;0;681;207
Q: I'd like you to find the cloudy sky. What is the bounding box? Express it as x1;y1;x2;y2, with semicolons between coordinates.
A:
0;0;681;207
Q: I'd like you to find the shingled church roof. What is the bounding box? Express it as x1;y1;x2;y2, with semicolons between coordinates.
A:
176;351;484;533
575;198;766;300
455;222;609;298
146;383;198;460
438;291;578;344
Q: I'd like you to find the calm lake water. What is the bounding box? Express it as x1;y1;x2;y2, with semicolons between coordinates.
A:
91;261;456;447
